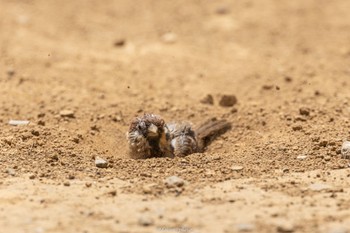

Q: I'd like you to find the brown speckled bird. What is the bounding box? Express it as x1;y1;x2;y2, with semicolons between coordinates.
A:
126;114;231;159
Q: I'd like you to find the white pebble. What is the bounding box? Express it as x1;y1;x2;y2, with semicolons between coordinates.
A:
341;141;350;159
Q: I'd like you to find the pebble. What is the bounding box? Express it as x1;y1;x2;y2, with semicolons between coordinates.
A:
341;141;350;159
31;129;40;136
231;166;244;171
276;221;295;233
297;155;308;160
7;68;15;77
284;76;293;82
215;7;230;15
308;183;332;191
114;39;125;47
219;95;237;107
299;107;310;116
138;215;154;226
200;94;214;105
164;176;185;188
292;125;302;131
142;183;157;194
95;156;108;168
107;190;117;196
59;110;75;118
236;223;255;232
161;32;177;44
6;168;16;176
9;120;30;126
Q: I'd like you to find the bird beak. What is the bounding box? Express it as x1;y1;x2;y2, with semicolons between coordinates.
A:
148;124;158;137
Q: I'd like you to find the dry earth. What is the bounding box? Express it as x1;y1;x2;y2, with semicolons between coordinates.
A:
1;0;350;232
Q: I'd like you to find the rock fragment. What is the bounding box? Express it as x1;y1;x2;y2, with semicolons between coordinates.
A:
114;39;125;47
200;94;214;105
299;107;310;116
308;183;332;191
341;141;350;159
138;215;154;226
9;120;30;126
161;32;177;44
219;95;237;107
95;156;108;168
164;176;185;188
59;110;75;118
231;166;243;171
236;223;255;232
297;155;308;160
7;68;16;77
276;221;295;233
292;125;302;131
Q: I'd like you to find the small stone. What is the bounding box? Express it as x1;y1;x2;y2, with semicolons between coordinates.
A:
215;7;230;15
284;76;293;82
31;129;40;136
142;183;157;194
324;156;331;161
219;95;237;107
200;94;214;105
29;174;36;179
341;141;350;159
59;110;75;118
7;68;15;77
107;190;117;196
262;85;274;90
138;215;154;226
297;155;308;160
308;183;332;191
299;107;310;116
292;125;302;131
319;140;328;147
231;166;243;171
161;32;177;44
164;176;185;188
9;120;30;126
277;221;295;233
114;39;125;47
85;182;92;188
231;107;238;113
236;223;255;232
63;181;70;186
6;168;16;176
37;120;45;126
95;156;108;168
72;137;79;143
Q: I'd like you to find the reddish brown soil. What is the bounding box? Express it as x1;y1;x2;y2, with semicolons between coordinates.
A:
1;0;350;232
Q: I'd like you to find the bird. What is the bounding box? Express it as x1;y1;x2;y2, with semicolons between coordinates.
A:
126;113;231;159
126;113;173;159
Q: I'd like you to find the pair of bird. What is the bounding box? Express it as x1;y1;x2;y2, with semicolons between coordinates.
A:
126;113;231;159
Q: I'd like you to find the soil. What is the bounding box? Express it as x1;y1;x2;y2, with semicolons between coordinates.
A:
1;0;350;232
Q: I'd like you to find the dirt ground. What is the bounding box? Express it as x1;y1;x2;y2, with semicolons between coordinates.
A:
1;0;350;232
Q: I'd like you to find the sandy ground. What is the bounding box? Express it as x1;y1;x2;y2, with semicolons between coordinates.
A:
1;0;350;232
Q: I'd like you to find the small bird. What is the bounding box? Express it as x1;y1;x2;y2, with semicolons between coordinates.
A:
126;113;173;159
126;113;231;159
